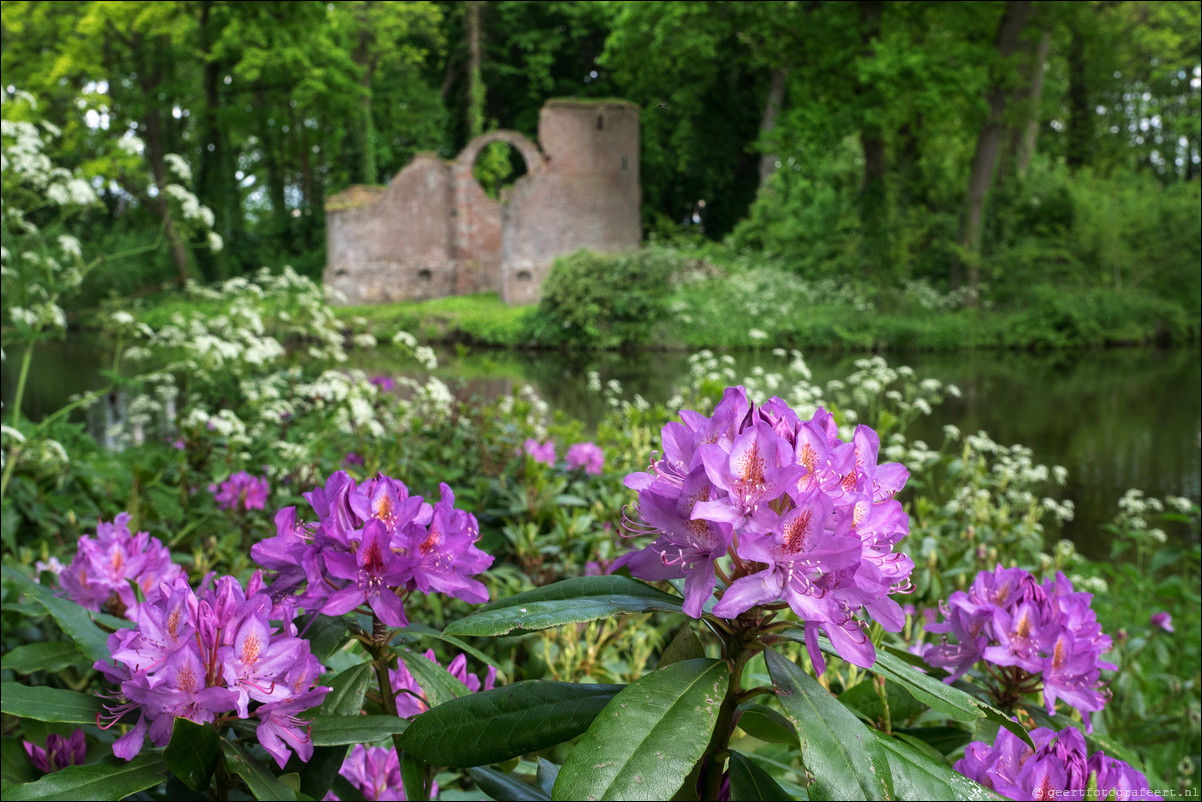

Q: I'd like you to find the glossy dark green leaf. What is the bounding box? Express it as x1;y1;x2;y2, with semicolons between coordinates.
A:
735;702;797;745
536;758;560;794
1;753;168;801
443;576;684;637
298;745;350;801
552;659;729;801
309;715;410;746
894;726;973;756
163;718;220;792
729;749;792;801
221;739;297;801
874;732;1004;800
1;567;113;664
318;663;373;716
764;648;893;800
1;683;104;725
468;766;549;802
401;681;622;767
1;642;90;675
1;737;41;789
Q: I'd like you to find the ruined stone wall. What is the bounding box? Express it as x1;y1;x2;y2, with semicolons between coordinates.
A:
324;99;640;306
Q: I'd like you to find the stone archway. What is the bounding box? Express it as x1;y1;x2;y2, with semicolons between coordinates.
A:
456;130;545;176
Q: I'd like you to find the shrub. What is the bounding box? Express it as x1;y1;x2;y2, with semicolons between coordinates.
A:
526;248;676;349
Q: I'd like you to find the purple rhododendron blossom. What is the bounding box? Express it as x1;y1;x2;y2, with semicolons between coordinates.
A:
523;438;556;466
95;571;329;765
252;470;493;625
922;566;1115;732
566;441;605;474
59;513;184;621
23;730;86;773
1150;611;1174;632
213;471;270;511
617;387;913;673
956;724;1161;800
326;744;439;801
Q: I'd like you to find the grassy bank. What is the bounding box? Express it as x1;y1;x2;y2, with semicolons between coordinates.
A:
327;255;1196;352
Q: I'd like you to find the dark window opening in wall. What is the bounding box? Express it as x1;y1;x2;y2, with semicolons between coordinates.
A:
473;141;528;202
516;270;532;283
417;269;432;282
596;115;604;130
621;155;628;171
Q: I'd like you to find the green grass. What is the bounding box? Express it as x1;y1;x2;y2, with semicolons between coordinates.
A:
335;293;536;347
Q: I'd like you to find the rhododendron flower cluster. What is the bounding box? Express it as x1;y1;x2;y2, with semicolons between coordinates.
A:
523;438;556;466
24;729;86;774
212;470;270;511
922;565;1115;731
618;386;913;673
566;441;605;475
59;513;184;620
95;572;329;768
956;724;1161;800
252;470;493;627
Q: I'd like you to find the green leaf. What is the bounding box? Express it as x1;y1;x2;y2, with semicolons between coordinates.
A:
1;642;89;675
1;737;41;790
552;659;729;801
395;622;508;683
735;702;797;745
310;715;410;747
1;753;168;801
298;746;350;802
300;614;353;664
401;682;623;767
764;648;893;800
444;576;684;637
1;683;104;725
873;733;1004;800
318;663;373;716
221;739;297;801
468;766;549;802
400;752;427;802
1;566;114;664
163;718;220;792
397;650;471;709
729;750;791;801
893;726;973;756
657;624;706;668
536;758;559;794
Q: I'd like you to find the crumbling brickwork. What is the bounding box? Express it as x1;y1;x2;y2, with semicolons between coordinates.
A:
324;100;640;306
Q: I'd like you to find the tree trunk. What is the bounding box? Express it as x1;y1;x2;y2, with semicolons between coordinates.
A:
757;68;787;189
1066;21;1090;171
960;0;1030;304
354;1;377;184
196;0;233;279
1000;29;1050;182
857;0;888;280
137;46;191;287
467;0;484;138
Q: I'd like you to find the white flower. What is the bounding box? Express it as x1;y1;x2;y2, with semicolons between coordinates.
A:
164;153;192;183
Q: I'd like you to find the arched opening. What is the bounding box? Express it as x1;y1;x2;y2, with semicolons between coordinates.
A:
472;141;529;201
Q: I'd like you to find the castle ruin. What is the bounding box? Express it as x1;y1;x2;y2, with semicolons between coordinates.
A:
323;99;640;306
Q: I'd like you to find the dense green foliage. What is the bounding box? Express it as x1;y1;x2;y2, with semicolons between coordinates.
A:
1;0;1198;327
